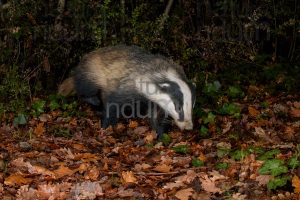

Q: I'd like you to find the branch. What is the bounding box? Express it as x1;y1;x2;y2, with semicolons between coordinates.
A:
158;0;174;32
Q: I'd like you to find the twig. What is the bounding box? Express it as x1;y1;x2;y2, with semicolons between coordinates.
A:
157;0;174;33
57;0;65;14
107;167;206;176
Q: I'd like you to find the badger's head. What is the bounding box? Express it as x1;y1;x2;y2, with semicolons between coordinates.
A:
136;69;196;131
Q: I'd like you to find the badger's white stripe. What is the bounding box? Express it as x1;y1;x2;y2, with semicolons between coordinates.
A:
165;69;193;123
135;70;193;131
135;76;179;123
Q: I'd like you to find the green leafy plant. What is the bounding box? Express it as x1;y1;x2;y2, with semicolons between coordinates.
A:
13;114;27;126
172;145;189;154
259;159;288;177
288;145;300;169
203;81;221;97
230;150;249;161
0;65;31;116
31;100;46;117
217;147;231;158
203;112;216;124
218;103;241;118
192;158;205;167
257;149;281;161
267;176;291;190
216;162;229;170
226;86;244;99
199;125;209;138
160;133;171;146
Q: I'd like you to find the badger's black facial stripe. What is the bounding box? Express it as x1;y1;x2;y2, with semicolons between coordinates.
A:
157;81;184;121
187;81;196;108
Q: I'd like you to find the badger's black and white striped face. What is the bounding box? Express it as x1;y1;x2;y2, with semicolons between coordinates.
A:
136;70;195;131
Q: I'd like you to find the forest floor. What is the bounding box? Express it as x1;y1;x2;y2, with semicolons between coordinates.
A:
0;89;299;200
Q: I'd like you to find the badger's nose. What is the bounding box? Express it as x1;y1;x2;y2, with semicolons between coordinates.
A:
184;121;193;130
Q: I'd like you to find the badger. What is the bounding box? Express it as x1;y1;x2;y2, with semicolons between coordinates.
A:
58;45;195;136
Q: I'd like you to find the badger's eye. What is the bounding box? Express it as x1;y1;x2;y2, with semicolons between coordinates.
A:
158;83;170;91
175;104;183;113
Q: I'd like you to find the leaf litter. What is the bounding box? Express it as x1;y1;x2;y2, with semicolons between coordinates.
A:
0;94;299;199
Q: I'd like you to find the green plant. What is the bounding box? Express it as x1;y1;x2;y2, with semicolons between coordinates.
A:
160;133;171;146
13;114;27;127
199;125;209;138
218;103;241;118
216;162;229;170
0;65;31;117
192;158;205;167
259;159;290;190
172;145;189;154
230;150;249;161
226;86;244;99
203;112;216;124
257;149;281;161
31;100;46;117
203;81;221;98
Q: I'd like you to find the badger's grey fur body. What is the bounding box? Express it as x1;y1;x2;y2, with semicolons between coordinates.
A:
59;45;195;136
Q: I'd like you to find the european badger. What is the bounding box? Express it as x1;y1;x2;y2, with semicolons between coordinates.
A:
59;45;195;136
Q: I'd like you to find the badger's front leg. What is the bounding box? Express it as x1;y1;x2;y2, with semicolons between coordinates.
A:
101;95;119;129
149;103;171;138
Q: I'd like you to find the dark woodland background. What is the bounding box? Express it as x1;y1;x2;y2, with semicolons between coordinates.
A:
0;0;299;116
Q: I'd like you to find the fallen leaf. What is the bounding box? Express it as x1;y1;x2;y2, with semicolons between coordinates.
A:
209;170;227;181
176;170;197;184
290;108;300;118
134;163;151;171
194;192;211;200
292;175;300;193
175;188;194;200
74;153;100;162
77;163;89;174
117;188;136;198
198;152;207;162
69;118;77;126
34;122;45;137
222;121;232;134
248;106;260;118
84;166;100;180
115;123;126;133
153;164;172;173
53;165;75;178
128;120;138;128
37;182;72;200
255;175;272;186
72;143;87;151
200;175;221;193
4;174;32;186
163;181;185;190
16;185;38;200
144;131;156;143
254;127;273;142
133;126;149;135
39;114;51;122
121;171;138;184
283;126;295;140
36;184;60;199
71;181;103;199
294;102;300;109
27;164;55;177
232;192;247;200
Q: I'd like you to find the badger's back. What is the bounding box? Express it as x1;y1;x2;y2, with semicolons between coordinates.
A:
74;45;187;101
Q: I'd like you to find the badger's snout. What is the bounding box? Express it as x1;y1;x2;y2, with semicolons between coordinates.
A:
184;121;193;130
176;120;193;131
